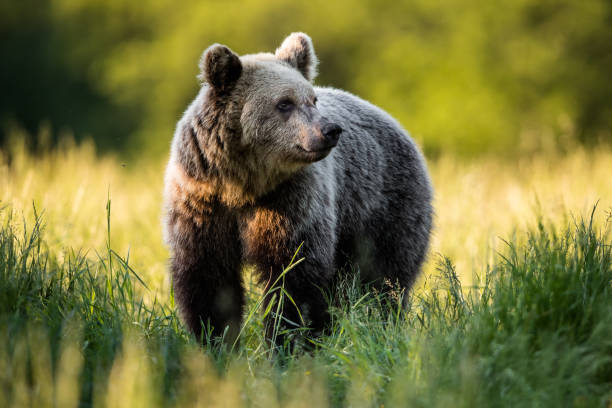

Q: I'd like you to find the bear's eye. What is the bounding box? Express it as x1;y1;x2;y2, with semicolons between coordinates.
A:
276;99;295;113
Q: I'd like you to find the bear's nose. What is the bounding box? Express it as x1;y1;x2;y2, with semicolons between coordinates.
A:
322;123;342;146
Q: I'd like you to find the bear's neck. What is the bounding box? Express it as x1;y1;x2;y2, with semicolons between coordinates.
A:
174;116;292;208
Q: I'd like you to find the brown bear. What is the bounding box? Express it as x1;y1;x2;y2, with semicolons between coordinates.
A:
163;33;433;344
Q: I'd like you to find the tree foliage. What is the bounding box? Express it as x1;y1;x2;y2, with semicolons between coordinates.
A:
1;0;611;156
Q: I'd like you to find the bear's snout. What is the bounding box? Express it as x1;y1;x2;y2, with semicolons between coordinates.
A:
322;123;342;147
300;120;343;154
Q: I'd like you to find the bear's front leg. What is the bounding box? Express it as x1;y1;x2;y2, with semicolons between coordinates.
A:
263;256;333;346
241;205;336;347
167;210;244;344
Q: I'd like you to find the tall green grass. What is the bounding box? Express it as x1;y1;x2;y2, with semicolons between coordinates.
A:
0;205;610;407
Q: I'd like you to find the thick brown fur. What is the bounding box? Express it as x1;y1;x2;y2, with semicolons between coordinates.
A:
164;33;433;344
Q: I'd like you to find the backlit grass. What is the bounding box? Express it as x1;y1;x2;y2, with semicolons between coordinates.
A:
2;137;610;295
1;139;611;406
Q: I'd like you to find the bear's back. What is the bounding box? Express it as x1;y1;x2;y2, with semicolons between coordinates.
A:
312;86;432;236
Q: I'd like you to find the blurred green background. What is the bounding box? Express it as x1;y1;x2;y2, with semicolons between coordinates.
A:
2;0;611;157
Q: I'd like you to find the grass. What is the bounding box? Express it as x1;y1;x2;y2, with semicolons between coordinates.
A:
1;139;611;406
3;137;612;296
1;192;610;407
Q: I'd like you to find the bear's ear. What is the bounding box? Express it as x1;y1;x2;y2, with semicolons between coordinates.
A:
275;32;318;82
198;44;242;93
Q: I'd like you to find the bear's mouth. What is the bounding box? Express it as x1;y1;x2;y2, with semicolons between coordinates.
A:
294;145;333;163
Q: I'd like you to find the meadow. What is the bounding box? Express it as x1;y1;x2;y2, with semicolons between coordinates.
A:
3;0;612;405
1;138;611;407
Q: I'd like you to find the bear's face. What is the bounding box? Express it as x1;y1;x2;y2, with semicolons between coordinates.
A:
199;33;342;174
239;59;342;167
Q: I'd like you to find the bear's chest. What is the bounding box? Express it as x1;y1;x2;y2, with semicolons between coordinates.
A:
239;207;294;269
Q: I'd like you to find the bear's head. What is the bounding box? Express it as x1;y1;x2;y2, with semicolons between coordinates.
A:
196;33;342;183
